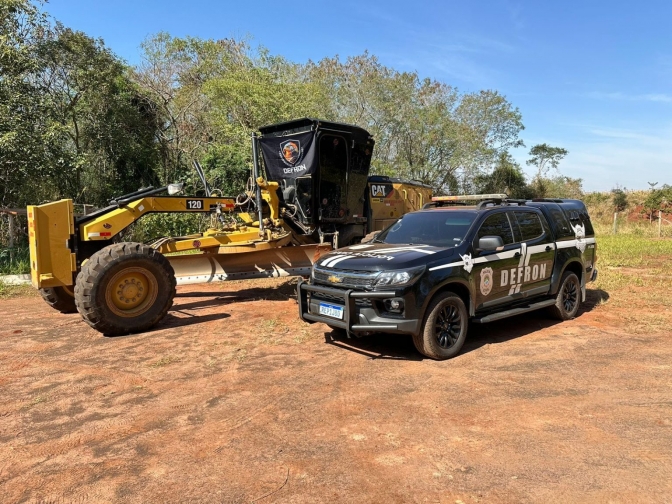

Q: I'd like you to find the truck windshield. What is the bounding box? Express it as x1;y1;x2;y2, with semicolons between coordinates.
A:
376;211;477;248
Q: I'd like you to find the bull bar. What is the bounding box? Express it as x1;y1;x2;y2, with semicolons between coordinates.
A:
297;278;399;334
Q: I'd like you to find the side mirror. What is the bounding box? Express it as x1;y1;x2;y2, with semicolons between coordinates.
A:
478;236;504;252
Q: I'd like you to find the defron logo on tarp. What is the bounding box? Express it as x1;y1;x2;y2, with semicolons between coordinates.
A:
280;140;302;166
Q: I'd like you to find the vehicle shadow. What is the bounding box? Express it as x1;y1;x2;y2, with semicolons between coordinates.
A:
449;287;609;356
153;312;232;331
104;312;232;338
324;288;610;360
175;282;298;306
172;282;298;311
324;331;424;361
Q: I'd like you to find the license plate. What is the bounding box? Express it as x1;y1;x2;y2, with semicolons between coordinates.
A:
318;302;344;320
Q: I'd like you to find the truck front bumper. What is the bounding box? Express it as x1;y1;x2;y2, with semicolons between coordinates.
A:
297;278;420;336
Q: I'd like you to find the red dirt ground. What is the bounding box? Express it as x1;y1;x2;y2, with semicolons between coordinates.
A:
1;279;671;503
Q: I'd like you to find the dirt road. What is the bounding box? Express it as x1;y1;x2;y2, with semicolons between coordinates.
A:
1;278;671;503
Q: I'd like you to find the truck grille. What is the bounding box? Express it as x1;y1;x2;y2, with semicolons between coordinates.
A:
312;266;378;290
311;291;372;308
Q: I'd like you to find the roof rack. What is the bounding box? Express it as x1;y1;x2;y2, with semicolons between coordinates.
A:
423;194;532;210
432;194;508;203
425;193;512;209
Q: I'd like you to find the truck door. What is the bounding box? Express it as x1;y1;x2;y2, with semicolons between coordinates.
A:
472;211;520;312
509;210;555;299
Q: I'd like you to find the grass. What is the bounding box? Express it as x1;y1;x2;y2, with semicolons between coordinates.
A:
149;355;181;368
591;229;672;315
0;246;30;275
0;280;37;299
257;317;290;344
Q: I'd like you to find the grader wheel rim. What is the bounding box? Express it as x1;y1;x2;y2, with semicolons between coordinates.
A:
105;267;158;318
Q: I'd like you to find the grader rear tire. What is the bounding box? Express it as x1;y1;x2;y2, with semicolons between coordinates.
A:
40;286;77;313
74;242;176;336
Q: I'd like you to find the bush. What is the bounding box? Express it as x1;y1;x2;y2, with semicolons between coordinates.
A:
0;247;31;275
611;188;628;212
642;184;672;219
125;213;209;243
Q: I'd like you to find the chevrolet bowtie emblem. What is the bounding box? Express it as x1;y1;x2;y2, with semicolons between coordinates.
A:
327;275;343;284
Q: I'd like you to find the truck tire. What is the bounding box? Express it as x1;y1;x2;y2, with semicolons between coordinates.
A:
413;292;468;360
74;242;176;336
548;271;581;321
40;286;77;314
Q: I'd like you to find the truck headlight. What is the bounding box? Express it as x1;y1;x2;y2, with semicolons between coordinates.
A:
373;265;425;288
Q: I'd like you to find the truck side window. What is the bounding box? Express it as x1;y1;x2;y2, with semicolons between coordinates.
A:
549;208;573;238
477;213;514;245
509;212;523;243
514;212;544;241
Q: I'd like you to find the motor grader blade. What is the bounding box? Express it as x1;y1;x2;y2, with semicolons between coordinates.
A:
167;244;331;285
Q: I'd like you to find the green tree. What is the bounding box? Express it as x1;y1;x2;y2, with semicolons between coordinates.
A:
611;188;628;212
473;152;533;199
643;184;672;220
540;176;584;199
526;143;568;198
306;54;524;194
40;25;161;206
0;0;61;207
0;0;160;208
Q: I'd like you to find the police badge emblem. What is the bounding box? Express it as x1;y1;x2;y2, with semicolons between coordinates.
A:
279;140;302;166
480;267;493;296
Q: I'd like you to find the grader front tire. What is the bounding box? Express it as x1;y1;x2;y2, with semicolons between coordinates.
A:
74;242;176;336
40;286;77;314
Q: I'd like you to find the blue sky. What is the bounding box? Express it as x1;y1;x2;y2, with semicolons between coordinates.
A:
46;0;672;192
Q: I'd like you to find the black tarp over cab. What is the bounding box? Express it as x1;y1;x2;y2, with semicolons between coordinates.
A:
258;118;374;227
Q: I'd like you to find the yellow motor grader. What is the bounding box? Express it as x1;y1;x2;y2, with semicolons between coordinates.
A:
27;118;431;335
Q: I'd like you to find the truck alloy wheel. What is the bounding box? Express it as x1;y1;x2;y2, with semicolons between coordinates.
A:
413;292;468;360
435;303;463;349
549;271;581;321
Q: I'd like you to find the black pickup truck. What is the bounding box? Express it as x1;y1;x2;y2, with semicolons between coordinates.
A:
298;195;598;360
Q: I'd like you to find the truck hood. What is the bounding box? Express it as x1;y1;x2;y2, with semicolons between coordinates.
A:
314;243;454;272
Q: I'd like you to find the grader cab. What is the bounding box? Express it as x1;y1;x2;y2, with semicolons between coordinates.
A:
28;118;431;336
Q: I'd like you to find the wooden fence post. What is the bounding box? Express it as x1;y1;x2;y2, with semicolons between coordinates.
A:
613;212;618;235
8;214;15;263
659;210;663;238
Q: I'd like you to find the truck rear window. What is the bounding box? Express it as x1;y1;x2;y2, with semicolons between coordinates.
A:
377;212;477;248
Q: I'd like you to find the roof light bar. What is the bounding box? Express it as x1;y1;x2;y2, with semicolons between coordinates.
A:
431;194;508;202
